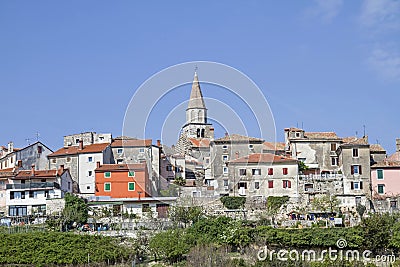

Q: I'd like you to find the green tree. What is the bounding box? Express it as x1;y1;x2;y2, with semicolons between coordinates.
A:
61;193;88;230
149;229;195;263
361;212;397;253
298;161;309;173
169;205;204;228
220;196;246;210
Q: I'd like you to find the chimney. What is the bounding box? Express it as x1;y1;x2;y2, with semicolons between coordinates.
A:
31;164;35;176
396;138;400;152
8;141;13;153
96;161;101;169
157;140;161;147
17;160;22;168
79;140;84;150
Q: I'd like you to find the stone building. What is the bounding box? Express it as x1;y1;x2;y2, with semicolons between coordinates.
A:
175;71;214;156
209;134;264;195
110;137;161;196
284;128;341;175
48;133;113;195
336;136;371;211
0;141;53;171
228;153;298;201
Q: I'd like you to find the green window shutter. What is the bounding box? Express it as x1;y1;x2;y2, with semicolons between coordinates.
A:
128;182;135;191
128;171;135;177
104;183;111;191
104;172;111;178
378;185;384;194
377;170;384;179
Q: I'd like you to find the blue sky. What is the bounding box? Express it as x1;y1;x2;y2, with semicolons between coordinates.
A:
1;1;399;153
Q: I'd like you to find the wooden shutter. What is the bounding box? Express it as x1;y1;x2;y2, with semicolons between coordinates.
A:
351;166;354;175
359;165;362;175
351;182;354;190
288;180;292;188
360;181;363;190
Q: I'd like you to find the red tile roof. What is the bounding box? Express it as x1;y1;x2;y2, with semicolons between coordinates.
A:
189;138;210;148
48;143;109;157
372;160;400;168
229;153;297;164
342;136;369;145
304;132;339;139
215;134;264;142
14;169;63;180
388;151;400;162
263;142;286;151
95;163;147;172
111;137;152;147
370;144;386;152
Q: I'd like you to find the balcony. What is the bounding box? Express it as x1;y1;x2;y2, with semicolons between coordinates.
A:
299;174;343;181
6;182;60;190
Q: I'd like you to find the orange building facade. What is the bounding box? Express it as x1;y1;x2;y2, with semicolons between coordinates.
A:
95;163;150;198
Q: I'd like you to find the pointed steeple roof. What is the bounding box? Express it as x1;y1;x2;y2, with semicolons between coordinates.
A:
187;72;206;110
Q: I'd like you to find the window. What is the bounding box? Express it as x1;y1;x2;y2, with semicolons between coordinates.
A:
239;169;246;176
66;157;71;162
68;182;71;190
117;159;123;164
252;169;261;175
238;182;247;189
390;201;397;209
117;148;123;154
249;144;254;149
331;143;337;151
87;186;90;190
268;168;273;175
142;204;151;212
255;182;260;189
351;181;363;190
88;156;93;162
331;157;338;166
37;146;43;154
283;168;288;175
222;155;229;161
139;148;145;153
283;180;291;188
351;165;362;175
9;206;27;217
104;183;111;191
377;169;384;179
378;184;385;194
305;184;313;192
223;180;229;187
128;182;135;191
104;172;111;178
223;167;228;174
128;171;135;177
166;165;173;171
353;148;359;157
222;145;228;150
75;139;80;144
268;180;274;188
52;159;56;164
88;171;93;176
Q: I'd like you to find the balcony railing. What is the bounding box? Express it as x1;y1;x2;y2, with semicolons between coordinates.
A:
6;182;60;190
299;174;343;180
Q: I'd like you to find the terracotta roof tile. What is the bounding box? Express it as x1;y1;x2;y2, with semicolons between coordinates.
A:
111;137;152;147
215;134;264;142
342;136;368;145
372;160;400;168
229;153;297;164
189;138;210;148
263;142;286;151
48;143;109;157
388;151;400;162
304;132;339;139
370;144;386;152
14;169;63;180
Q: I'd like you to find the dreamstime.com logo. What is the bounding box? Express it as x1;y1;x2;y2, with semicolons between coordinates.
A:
257;238;396;263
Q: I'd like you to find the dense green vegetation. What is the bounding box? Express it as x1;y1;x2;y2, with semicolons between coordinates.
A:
0;232;131;265
220;196;247;210
149;213;400;265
